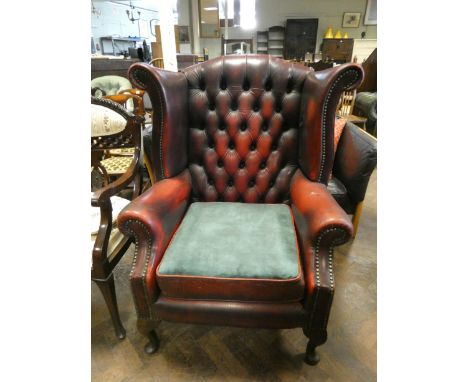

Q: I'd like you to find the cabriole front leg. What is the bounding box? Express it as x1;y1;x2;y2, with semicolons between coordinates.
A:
303;287;333;365
137;318;160;354
93;275;126;340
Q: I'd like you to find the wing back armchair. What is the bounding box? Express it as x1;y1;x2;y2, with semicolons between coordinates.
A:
118;55;363;365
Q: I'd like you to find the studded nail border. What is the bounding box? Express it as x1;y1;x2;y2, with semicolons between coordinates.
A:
318;69;361;182
313;227;348;290
130;68;166;180
121;219;154;320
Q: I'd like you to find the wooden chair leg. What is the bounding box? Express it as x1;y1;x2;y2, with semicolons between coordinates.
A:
304;340;320;365
303;328;327;365
352;201;364;239
137;318;160;354
94;274;126;340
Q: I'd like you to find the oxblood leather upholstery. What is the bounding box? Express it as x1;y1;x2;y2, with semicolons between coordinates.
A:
118;55;364;362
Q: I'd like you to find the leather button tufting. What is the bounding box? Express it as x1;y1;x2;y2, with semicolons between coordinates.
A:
217;159;223;167
208;178;214;185
262;123;269;131
253;105;259;112
276;107;281;113
272;143;278;150
208;141;214;148
240;122;247;131
269;180;275;187
228;179;234;186
248;179;255;187
260;162;266;169
239;161;246;168
250;143;256;151
229;141;235;149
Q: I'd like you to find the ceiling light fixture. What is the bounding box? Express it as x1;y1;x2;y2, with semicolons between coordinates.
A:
204;7;218;11
91;1;101;18
126;1;141;23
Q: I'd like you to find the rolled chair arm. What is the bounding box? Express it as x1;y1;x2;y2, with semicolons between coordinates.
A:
291;169;352;249
333;121;377;204
290;169;352;337
117;169;192;319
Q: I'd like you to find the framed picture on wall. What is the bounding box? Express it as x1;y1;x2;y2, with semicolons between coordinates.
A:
364;0;377;25
342;12;361;28
179;26;190;43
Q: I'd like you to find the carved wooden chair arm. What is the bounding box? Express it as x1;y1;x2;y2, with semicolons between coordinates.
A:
118;88;145;97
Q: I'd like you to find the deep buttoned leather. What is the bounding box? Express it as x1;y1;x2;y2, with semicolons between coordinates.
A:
184;55;311;203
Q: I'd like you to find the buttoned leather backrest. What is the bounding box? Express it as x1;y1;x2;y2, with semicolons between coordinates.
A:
183;55;310;203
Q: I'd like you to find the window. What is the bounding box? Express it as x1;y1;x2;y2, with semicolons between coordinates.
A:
218;0;256;29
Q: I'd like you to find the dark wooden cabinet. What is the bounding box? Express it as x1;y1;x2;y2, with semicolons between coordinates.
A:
322;38;354;63
284;18;318;60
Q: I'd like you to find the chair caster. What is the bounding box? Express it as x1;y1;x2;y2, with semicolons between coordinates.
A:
304;342;320;365
144;330;160;354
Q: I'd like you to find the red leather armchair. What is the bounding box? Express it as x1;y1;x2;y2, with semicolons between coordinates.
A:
118;55;363;365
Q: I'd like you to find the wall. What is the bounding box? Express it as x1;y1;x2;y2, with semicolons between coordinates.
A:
190;0;377;58
91;0;376;59
91;1;160;53
91;1;188;54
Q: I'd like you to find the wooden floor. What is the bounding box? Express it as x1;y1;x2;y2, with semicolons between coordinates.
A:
92;172;377;382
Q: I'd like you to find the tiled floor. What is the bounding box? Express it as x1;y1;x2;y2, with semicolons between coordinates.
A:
92;171;377;381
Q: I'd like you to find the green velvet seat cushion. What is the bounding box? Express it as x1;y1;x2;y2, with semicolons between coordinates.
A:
158;202;300;280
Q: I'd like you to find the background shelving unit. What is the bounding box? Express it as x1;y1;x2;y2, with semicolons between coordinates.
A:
256;31;268;54
100;36;144;56
267;26;284;58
